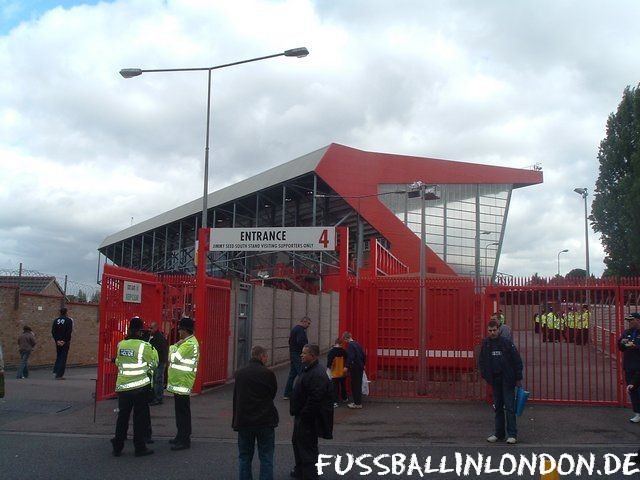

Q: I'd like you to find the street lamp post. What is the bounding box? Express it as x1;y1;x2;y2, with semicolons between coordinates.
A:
557;249;569;276
409;181;440;395
573;188;590;282
120;49;308;378
120;47;310;231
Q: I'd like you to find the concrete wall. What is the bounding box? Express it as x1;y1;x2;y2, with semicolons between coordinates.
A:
0;286;99;368
230;284;339;372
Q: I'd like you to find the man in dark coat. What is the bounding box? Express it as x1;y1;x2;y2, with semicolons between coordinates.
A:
232;345;279;480
479;319;523;444
148;321;168;405
51;307;73;379
290;344;333;480
619;313;640;423
284;316;311;399
342;331;366;409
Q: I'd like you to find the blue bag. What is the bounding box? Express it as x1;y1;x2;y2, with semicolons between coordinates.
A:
515;386;529;416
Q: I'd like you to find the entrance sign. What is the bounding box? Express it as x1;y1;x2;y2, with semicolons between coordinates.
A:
209;227;336;251
123;281;142;303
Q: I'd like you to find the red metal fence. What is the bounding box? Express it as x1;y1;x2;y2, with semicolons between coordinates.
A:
96;265;230;401
347;275;483;400
348;276;640;405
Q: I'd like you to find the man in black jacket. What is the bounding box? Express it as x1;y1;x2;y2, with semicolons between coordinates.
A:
284;316;311;399
342;331;366;409
290;344;333;480
619;313;640;423
148;322;168;405
479;319;523;444
233;345;278;480
51;307;73;379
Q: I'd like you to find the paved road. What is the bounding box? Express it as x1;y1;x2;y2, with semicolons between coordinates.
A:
1;432;638;479
2;366;640;479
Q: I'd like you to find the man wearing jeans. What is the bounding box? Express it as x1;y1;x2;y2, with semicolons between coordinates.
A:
17;326;36;379
342;331;366;409
618;313;640;422
479;319;523;444
232;345;278;480
283;317;310;399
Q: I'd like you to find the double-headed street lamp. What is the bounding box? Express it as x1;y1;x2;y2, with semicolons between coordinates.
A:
557;248;569;276
120;47;310;231
573;187;590;281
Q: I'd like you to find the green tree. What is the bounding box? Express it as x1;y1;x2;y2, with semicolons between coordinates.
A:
90;291;101;303
592;84;640;276
566;268;586;279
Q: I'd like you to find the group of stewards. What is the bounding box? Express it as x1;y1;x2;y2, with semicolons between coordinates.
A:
111;316;199;457
533;305;590;344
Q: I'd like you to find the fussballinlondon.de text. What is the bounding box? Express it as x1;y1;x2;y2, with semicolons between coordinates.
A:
316;452;639;477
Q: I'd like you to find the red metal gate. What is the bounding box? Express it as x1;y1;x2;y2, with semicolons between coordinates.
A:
347;274;640;405
96;265;230;401
347;275;483;400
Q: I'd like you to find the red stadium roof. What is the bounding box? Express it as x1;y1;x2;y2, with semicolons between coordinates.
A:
315;144;543;275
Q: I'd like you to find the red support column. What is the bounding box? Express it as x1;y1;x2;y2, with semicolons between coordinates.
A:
337;226;349;335
193;227;209;394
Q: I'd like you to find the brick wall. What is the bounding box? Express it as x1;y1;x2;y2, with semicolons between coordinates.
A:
0;286;99;369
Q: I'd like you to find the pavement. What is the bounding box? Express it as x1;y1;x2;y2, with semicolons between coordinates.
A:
1;363;640;479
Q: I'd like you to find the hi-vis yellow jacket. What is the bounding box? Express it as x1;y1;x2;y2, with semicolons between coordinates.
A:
167;335;200;395
115;338;158;392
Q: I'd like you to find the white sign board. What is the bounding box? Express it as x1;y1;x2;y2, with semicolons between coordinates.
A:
123;281;142;303
209;227;336;251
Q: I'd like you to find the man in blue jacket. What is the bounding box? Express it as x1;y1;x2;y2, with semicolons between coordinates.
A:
619;313;640;423
479;319;523;444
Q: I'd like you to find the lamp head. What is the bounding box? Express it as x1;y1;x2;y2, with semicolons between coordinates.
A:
561;249;569;253
573;187;587;196
120;68;143;78
284;47;309;58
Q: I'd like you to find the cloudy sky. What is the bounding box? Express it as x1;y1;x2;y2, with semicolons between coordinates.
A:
1;0;639;289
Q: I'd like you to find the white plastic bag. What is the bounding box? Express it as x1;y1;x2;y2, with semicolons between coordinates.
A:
362;371;370;396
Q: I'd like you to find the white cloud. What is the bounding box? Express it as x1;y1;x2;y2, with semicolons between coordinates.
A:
1;0;639;285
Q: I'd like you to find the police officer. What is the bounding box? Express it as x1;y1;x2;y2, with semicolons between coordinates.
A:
168;317;199;450
579;304;591;345
566;310;574;342
547;307;559;342
111;317;158;457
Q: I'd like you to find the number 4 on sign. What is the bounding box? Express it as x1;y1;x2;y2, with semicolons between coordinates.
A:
318;229;329;248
